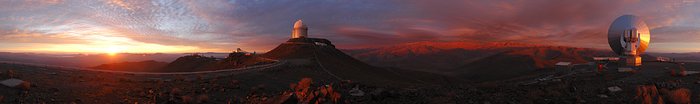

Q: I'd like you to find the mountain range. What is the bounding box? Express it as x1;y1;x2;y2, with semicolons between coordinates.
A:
342;41;621;81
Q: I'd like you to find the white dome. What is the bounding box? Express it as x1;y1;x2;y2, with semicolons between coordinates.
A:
293;20;306;29
291;19;308;38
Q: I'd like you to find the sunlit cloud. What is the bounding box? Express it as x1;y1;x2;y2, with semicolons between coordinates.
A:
0;0;699;53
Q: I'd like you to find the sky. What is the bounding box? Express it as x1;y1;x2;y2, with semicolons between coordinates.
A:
0;0;699;53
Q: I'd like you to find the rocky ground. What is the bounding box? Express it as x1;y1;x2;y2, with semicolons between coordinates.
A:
0;61;699;104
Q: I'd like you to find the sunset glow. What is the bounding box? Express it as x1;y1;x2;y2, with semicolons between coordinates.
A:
0;0;699;53
3;1;700;103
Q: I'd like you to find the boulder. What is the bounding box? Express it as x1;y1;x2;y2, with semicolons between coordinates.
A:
349;87;365;96
1;78;24;87
607;86;622;92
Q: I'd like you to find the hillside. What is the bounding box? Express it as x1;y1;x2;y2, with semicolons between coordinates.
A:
90;60;169;72
89;52;275;72
262;38;455;86
159;52;275;72
455;46;615;81
158;54;220;72
343;41;625;81
344;41;565;73
343;41;681;82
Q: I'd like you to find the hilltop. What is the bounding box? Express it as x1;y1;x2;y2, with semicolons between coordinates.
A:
90;60;169;72
261;38;456;86
91;52;275;72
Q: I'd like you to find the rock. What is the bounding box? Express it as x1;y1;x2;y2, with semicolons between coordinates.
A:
349;87;365;96
19;81;30;90
597;94;609;98
197;94;209;103
683;71;700;76
181;95;193;103
6;70;15;78
607;86;622;92
1;78;25;87
664;88;691;104
170;88;183;96
370;88;385;96
618;68;636;72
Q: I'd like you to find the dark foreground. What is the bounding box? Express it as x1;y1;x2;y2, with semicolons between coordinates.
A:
1;62;699;104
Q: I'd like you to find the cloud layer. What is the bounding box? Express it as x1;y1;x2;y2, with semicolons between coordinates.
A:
0;0;698;53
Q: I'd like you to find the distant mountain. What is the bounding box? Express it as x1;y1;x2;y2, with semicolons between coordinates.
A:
455;46;614;81
342;41;549;74
344;41;539;56
343;41;623;81
0;52;182;67
90;60;169;72
88;52;274;72
648;52;700;62
159;52;275;72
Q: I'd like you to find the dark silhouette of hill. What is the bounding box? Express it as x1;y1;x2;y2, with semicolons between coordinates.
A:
201;52;276;70
159;52;275;72
159;54;220;72
0;52;182;67
262;38;455;86
89;52;275;72
90;60;169;72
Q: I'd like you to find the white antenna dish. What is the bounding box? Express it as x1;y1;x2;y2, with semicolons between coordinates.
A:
607;15;650;67
608;15;650;56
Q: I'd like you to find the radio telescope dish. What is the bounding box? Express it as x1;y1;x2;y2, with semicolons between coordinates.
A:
607;15;650;56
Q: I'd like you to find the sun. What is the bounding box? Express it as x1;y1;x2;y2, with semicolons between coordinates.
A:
106;47;122;56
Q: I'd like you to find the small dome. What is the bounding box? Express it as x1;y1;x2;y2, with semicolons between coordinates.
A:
291;19;309;38
293;20;306;28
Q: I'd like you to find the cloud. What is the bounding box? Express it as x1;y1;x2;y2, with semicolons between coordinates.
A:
0;30;85;44
0;0;699;53
369;0;700;52
651;26;700;43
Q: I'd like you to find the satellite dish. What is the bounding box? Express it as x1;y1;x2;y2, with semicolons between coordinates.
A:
607;15;650;56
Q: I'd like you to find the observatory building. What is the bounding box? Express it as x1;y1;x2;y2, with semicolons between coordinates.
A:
291;20;308;38
607;15;650;68
281;19;336;48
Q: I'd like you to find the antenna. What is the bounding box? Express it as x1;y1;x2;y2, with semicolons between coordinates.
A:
607;15;650;68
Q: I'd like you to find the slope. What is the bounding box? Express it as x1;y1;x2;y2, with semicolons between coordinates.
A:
90;60;169;72
456;46;615;81
262;38;455;86
343;41;542;73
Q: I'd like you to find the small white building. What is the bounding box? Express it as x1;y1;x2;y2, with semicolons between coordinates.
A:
656;57;672;62
555;62;573;72
314;42;328;46
593;57;620;61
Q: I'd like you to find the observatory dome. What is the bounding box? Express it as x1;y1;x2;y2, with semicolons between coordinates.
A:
293;20;306;29
291;20;308;38
607;15;650;55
